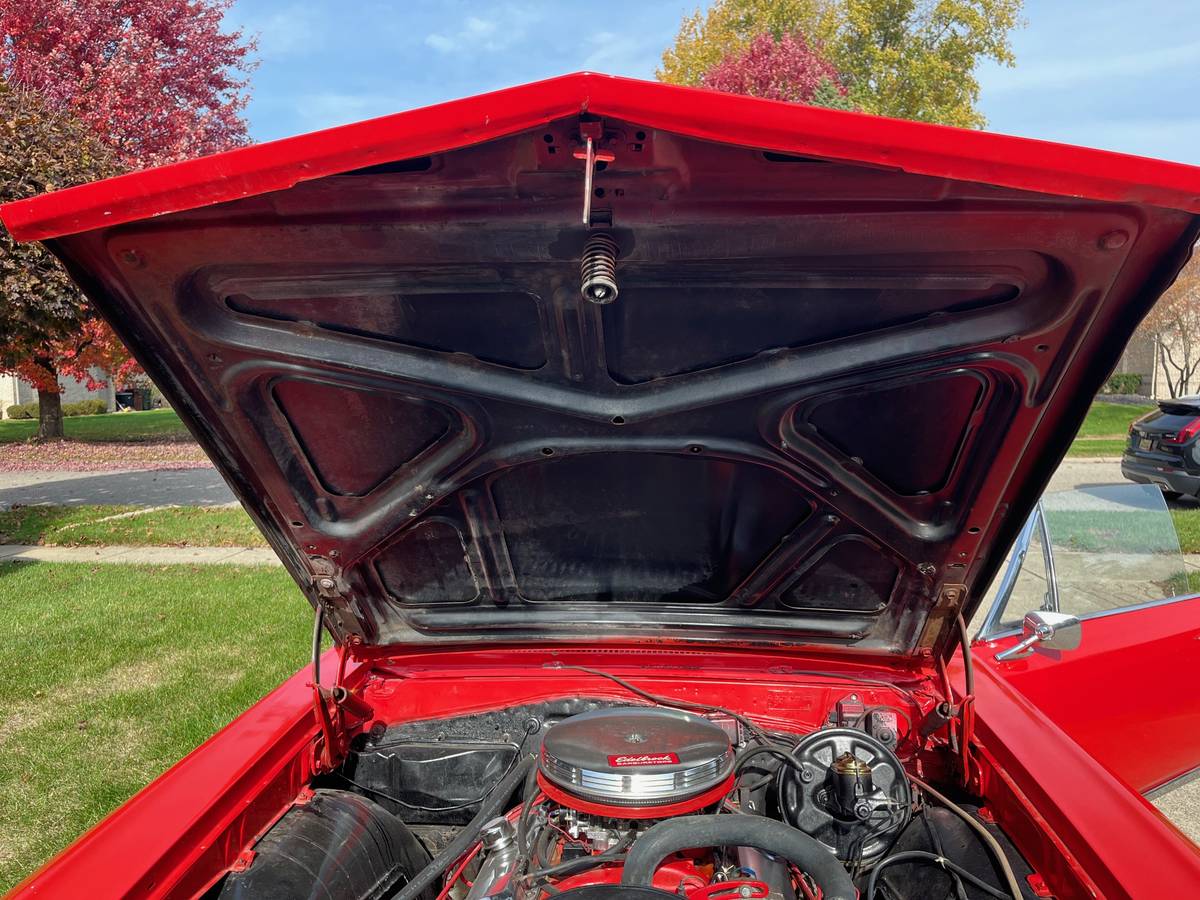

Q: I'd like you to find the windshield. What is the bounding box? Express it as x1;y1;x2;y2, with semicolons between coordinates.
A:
977;483;1194;637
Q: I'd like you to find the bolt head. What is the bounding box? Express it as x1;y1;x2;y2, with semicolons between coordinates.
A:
1099;230;1129;250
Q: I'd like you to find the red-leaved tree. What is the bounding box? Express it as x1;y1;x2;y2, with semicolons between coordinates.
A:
0;0;256;438
702;31;853;110
0;0;256;169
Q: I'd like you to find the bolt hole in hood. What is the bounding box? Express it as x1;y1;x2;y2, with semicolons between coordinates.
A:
5;72;1199;664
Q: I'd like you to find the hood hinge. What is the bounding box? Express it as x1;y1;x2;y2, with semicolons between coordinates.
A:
917;581;967;649
926;610;979;789
308;606;375;774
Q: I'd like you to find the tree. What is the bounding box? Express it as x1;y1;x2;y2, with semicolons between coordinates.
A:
0;0;256;438
659;0;1024;128
0;83;129;438
702;31;854;109
1139;256;1200;399
0;0;256;169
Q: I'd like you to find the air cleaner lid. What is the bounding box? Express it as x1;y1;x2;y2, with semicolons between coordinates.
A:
539;708;733;806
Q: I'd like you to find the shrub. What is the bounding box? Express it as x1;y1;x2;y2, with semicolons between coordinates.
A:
1103;373;1144;395
4;399;108;419
6;402;37;419
62;399;108;416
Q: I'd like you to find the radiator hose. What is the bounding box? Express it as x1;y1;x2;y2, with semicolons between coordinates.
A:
620;815;855;900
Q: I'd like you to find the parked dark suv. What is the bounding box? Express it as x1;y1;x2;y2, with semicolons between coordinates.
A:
1122;397;1200;498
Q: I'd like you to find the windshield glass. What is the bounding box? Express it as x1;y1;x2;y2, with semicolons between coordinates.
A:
978;483;1194;636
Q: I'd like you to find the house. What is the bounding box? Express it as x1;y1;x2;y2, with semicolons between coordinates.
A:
0;369;116;417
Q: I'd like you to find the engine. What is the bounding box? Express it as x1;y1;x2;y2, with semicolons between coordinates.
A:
455;708;912;900
219;695;1029;900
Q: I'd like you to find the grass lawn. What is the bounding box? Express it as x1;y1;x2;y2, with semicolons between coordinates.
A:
0;505;265;548
0;409;190;444
1064;438;1129;457
0;561;309;892
1066;399;1156;457
1075;399;1156;437
1171;508;1200;554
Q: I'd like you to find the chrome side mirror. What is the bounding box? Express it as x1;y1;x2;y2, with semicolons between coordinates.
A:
994;610;1081;661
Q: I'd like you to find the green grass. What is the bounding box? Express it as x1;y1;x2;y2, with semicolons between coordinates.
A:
1075;399;1156;438
1044;507;1184;554
0;408;190;444
1066;400;1156;457
1041;502;1200;554
0;561;309;892
1065;438;1130;457
1172;508;1200;554
0;505;265;548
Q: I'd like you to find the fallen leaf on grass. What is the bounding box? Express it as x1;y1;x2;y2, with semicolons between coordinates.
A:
0;440;213;472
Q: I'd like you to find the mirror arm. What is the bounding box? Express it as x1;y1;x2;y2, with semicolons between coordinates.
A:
994;632;1041;661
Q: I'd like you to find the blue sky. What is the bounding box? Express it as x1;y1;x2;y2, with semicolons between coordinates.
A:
227;0;1200;164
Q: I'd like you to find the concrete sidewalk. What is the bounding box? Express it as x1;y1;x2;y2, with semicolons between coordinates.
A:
0;544;280;566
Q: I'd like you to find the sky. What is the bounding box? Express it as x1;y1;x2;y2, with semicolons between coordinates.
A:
226;0;1200;164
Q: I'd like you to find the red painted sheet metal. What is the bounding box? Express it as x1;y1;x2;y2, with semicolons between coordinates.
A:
6;649;344;900
963;659;1200;899
6;71;1200;242
977;595;1200;794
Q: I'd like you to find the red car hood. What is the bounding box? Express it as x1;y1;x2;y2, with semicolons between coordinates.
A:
4;72;1199;663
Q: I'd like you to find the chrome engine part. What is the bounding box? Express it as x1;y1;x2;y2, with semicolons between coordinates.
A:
538;707;734;813
579;232;620;304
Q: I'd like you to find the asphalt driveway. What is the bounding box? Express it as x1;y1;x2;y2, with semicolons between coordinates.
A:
0;469;235;508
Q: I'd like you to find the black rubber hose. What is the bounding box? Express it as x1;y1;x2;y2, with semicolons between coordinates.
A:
619;815;855;900
390;754;536;900
866;851;1011;900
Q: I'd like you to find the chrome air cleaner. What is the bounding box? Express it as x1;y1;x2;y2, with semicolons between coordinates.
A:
537;708;735;818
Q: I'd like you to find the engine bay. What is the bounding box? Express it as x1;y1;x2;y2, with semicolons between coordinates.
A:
214;667;1039;900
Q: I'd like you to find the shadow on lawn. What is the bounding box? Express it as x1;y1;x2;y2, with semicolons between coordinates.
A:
0;469;234;509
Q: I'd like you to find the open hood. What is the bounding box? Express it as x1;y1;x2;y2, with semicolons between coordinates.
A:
5;73;1200;662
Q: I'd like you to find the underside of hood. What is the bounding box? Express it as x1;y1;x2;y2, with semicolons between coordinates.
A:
5;73;1199;663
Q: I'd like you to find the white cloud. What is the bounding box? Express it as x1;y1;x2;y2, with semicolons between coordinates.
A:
581;29;663;78
292;90;408;130
424;6;538;55
424;33;457;53
232;4;320;60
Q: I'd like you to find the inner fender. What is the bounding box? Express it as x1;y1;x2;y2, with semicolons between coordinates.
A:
216;789;433;900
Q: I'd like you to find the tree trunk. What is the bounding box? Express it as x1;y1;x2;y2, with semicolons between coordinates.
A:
36;388;64;440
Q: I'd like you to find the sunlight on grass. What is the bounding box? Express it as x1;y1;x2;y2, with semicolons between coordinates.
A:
0;505;265;548
0;409;190;445
1075;400;1155;438
0;561;308;891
